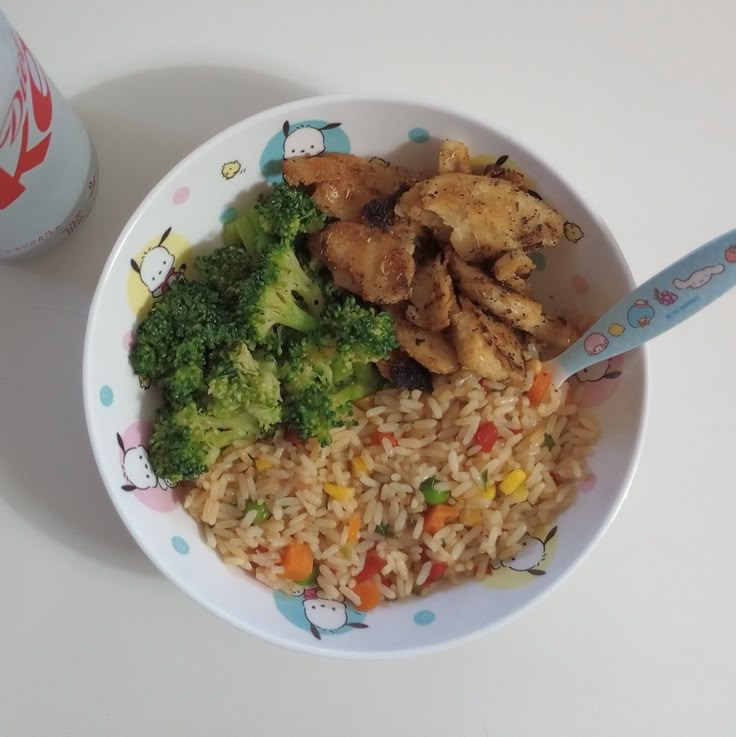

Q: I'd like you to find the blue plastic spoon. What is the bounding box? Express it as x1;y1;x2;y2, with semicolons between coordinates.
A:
547;228;736;387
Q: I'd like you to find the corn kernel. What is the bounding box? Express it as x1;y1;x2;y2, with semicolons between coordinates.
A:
351;457;367;475
500;469;527;495
478;484;497;500
512;484;529;503
529;359;543;376
254;459;272;471
461;509;483;526
324;483;355;502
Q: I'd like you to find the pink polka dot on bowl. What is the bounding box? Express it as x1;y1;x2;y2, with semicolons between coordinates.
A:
571;274;589;295
172;186;190;205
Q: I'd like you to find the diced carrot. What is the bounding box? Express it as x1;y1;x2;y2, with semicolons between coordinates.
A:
371;430;398;447
355;548;385;583
527;369;552;407
347;514;361;544
423;504;460;535
280;542;313;581
352;579;381;611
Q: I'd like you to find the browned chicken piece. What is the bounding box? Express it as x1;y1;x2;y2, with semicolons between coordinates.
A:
526;316;580;353
450;299;526;384
376;350;433;391
438;140;473;174
493;249;535;292
388;309;460;375
396;173;564;261
283;153;412;222
405;252;455;331
308;222;415;304
448;252;543;332
448;252;578;352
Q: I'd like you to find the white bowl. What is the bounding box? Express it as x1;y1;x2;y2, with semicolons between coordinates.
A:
83;95;647;658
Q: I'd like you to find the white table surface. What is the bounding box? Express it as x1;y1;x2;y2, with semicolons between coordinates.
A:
2;2;735;735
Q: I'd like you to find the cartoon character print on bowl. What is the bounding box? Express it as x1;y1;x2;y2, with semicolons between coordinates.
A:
485;527;558;589
573;354;624;408
116;421;177;512
220;160;243;180
564;221;584;242
127;227;192;318
274;585;368;640
259;119;350;184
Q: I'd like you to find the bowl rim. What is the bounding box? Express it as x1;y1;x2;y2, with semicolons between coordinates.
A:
82;92;650;659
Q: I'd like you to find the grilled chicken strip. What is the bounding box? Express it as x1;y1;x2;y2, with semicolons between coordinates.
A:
405;252;455;331
388;309;460;375
447;252;576;351
396;173;564;261
283;153;412;222
493;249;535;292
450;298;525;384
308;222;415;304
448;252;543;331
438;140;473;174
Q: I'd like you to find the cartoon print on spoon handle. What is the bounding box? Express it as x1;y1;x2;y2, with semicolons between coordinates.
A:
548;227;736;387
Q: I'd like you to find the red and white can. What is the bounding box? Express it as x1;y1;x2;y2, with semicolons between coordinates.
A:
0;10;98;259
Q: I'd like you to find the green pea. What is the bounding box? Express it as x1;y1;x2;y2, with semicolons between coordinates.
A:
244;501;271;524
420;476;450;505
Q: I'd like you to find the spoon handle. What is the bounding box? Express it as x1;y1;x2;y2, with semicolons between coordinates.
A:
549;227;736;386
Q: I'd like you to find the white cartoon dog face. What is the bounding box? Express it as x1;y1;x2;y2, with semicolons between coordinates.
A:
496;526;558;576
283;126;325;159
137;245;174;293
281;120;341;160
117;433;170;491
303;599;348;632
130;227;185;297
673;264;724;290
298;590;369;639
506;538;545;572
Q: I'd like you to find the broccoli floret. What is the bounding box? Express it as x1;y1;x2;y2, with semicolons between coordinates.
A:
130;280;227;407
256;183;326;243
149;402;260;484
228;184;325;261
206;344;282;432
237;241;324;344
280;298;395;444
322;296;398;366
283;363;382;445
195;245;253;299
234;208;272;262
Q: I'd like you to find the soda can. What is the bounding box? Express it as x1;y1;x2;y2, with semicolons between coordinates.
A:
0;9;99;259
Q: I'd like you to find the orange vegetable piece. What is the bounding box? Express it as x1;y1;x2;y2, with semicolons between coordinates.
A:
352;579;381;611
347;514;361;544
527;369;552;407
371;430;398;447
423;504;460;535
280;542;314;581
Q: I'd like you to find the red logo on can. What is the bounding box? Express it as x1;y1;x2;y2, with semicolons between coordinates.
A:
0;32;53;209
